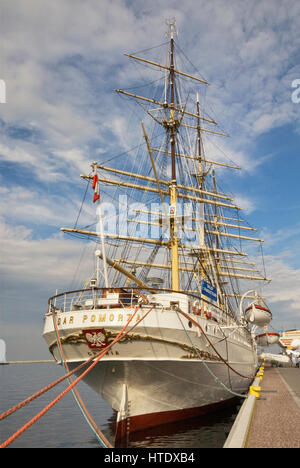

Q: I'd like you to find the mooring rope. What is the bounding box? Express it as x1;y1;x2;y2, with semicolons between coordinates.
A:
0;355;99;421
0;305;141;449
52;308;113;449
1;302;253;447
51;303;154;449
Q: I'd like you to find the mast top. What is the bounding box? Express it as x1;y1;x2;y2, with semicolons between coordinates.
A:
165;18;177;40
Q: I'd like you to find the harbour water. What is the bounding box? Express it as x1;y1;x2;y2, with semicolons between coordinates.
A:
1;364;240;448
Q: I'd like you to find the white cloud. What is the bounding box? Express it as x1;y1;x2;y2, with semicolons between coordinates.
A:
0;0;299;183
264;253;300;314
233;195;256;215
0;184;94;228
0;216;96;303
240;31;276;63
261;224;300;250
1;0;300;356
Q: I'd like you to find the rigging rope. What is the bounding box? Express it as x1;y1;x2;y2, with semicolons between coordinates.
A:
175;306;255;381
176;311;247;399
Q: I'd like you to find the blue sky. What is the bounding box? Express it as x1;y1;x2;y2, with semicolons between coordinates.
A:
1;0;300;359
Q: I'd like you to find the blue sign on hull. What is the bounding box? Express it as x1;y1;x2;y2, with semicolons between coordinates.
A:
201;280;218;302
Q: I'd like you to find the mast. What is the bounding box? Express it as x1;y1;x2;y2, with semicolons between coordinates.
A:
59;24;271;300
196;93;205;249
92;162;109;288
195;93;207;314
168;19;179;291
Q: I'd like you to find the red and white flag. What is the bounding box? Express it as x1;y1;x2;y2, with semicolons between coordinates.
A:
92;173;100;203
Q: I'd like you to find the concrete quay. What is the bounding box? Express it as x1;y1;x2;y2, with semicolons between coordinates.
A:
224;364;300;448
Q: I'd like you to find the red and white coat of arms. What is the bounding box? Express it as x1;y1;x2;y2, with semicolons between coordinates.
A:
83;329;109;349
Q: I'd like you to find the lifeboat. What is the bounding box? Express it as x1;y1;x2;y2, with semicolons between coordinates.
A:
255;332;280;347
244;303;272;327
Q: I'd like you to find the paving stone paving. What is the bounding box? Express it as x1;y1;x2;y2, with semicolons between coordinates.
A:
247;366;300;448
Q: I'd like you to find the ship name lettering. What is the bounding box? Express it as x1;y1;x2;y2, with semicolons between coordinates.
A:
57;316;74;326
81;312;144;324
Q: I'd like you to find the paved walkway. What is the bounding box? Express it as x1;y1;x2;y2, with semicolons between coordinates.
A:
247;366;300;448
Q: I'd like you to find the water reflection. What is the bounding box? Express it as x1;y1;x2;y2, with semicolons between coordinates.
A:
113;402;241;448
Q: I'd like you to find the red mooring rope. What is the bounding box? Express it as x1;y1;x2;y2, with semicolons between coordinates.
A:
0;355;99;421
0;305;142;448
51;307;113;448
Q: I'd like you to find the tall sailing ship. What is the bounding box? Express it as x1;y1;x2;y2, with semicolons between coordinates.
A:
43;21;272;441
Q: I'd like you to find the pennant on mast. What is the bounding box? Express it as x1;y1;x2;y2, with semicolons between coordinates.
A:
93;174;100;203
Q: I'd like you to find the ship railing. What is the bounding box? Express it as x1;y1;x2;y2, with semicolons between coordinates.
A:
47;288;144;314
47;287;201;314
46;287;236;325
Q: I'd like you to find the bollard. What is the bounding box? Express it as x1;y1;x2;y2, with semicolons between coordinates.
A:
249;386;261;398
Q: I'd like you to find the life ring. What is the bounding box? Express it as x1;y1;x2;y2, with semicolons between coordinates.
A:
192;300;201;315
203;308;212;319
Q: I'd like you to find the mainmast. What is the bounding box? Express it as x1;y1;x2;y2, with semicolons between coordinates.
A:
167;19;179;291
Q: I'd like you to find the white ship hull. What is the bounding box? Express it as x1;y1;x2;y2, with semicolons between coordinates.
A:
43;293;257;438
68;358;255;438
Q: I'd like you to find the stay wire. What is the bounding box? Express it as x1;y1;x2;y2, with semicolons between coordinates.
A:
175;310;248;399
